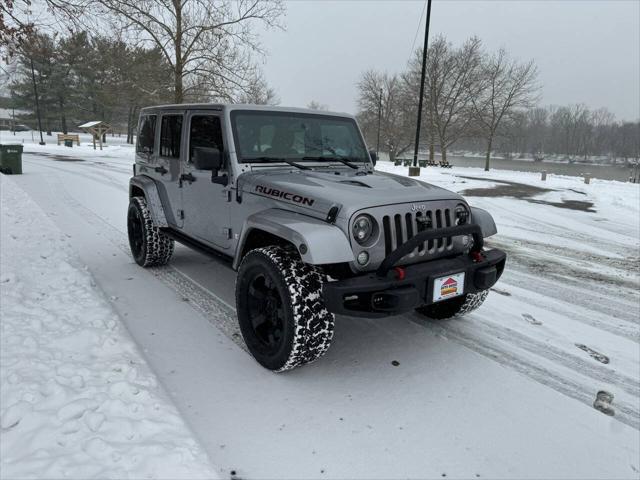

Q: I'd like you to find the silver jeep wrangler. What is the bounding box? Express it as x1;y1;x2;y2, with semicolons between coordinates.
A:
128;104;506;371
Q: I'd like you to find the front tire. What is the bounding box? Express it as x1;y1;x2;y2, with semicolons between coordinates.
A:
127;196;174;267
415;290;489;320
236;246;335;372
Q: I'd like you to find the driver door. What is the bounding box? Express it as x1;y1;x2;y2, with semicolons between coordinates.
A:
181;112;231;249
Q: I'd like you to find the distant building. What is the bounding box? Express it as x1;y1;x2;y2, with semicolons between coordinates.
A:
0;108;31;130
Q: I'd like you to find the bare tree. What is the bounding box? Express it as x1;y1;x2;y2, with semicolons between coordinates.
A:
1;0;85;55
235;71;279;105
425;36;484;165
306;100;329;111
472;48;538;170
88;0;284;103
356;69;413;161
1;0;34;50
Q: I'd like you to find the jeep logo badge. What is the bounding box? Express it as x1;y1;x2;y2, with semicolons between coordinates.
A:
411;204;427;212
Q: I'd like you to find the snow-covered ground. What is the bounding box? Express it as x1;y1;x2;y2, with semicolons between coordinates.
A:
0;176;217;478
2;131;640;479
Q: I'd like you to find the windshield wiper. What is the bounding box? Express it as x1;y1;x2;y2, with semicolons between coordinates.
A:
301;156;360;169
245;156;312;170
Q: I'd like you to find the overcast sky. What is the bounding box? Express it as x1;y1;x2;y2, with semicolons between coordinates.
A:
258;0;640;120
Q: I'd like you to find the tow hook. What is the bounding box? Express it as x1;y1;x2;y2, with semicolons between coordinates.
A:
471;250;485;263
393;266;406;280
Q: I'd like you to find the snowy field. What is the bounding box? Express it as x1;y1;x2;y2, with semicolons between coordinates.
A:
1;131;639;479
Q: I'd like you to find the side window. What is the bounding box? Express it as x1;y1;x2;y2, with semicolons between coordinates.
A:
160;115;183;158
136;115;156;155
189;115;224;162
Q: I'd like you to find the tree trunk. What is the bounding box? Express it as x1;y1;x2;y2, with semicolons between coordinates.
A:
441;148;447;165
174;64;183;103
428;116;435;162
484;135;493;171
126;104;134;144
58;97;67;134
173;0;184;103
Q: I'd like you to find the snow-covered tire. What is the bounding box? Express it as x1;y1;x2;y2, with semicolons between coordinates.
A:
235;246;335;372
415;290;489;320
127;196;174;267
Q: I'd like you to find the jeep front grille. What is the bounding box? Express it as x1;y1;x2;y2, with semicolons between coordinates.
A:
382;209;454;257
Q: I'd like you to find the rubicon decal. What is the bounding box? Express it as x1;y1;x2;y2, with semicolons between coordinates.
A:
255;185;315;206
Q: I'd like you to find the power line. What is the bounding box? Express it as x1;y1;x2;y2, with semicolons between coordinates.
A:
408;0;428;62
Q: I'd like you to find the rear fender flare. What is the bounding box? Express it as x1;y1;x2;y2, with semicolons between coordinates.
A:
129;175;168;227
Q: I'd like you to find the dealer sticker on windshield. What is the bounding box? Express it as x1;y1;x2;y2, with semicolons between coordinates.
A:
433;272;465;302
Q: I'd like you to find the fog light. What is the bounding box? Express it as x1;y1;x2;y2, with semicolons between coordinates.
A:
357;251;369;265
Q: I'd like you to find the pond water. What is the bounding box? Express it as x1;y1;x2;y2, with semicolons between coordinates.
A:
398;155;638;182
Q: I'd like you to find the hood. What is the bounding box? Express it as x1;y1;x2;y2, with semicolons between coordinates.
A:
239;168;464;220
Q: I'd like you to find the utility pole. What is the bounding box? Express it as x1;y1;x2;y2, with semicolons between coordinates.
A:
409;0;432;177
376;88;383;157
29;57;45;146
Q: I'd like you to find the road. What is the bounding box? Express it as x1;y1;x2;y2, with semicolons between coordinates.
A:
11;150;640;479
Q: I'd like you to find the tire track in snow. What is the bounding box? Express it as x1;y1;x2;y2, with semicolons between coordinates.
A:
496;279;639;342
31;159;245;350
409;312;640;430
23;156;130;192
463;316;639;398
482;197;638;252
503;267;639;326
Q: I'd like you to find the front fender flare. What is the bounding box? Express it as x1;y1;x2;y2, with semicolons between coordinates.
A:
129;175;168;227
234;209;354;269
471;206;497;238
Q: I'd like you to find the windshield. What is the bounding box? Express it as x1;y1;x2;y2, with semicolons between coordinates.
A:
230;110;369;164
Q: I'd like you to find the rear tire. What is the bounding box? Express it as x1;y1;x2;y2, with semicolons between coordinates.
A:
415;290;489;320
236;246;335;372
127;196;174;267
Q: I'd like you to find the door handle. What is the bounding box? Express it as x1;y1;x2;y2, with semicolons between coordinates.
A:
154;166;168;175
180;173;196;184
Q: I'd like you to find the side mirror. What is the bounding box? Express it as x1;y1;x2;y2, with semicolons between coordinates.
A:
193;147;223;171
369;150;378;166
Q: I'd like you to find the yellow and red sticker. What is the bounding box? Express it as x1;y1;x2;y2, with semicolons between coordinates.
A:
433;272;465;302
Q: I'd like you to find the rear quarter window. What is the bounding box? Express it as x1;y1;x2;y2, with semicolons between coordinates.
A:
136;115;157;155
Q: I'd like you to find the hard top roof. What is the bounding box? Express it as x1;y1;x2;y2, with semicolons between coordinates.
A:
139;103;354;118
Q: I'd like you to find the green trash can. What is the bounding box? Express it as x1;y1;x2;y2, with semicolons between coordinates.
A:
64;139;73;148
0;144;23;175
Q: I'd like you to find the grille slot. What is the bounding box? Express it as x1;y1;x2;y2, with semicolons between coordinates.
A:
381;207;454;261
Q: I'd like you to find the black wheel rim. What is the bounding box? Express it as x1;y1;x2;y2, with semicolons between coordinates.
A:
128;206;144;258
247;272;285;354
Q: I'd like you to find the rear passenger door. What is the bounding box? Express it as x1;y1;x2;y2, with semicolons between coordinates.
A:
181;112;231;249
155;113;185;228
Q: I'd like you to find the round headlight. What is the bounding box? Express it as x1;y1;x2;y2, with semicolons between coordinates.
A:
455;204;469;225
352;215;375;245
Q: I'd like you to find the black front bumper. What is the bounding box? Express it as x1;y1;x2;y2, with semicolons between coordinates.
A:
322;224;506;318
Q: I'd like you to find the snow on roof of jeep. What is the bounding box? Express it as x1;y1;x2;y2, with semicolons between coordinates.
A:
139;103;354;118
